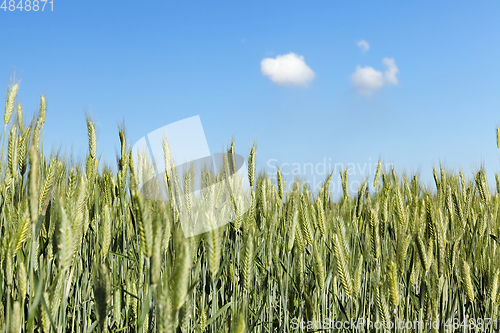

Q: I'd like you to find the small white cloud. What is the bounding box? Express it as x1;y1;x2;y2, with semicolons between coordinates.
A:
356;40;370;52
350;57;399;96
350;66;384;96
260;53;315;86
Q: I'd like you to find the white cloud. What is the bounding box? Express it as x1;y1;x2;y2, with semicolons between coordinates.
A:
356;40;370;52
350;57;399;96
350;66;384;96
383;57;399;85
260;53;315;86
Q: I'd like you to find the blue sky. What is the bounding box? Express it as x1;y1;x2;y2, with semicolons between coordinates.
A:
1;0;500;197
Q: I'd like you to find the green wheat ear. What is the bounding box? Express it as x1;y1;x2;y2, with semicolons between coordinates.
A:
58;200;75;273
13;210;30;254
316;196;326;235
29;139;40;225
340;169;349;199
119;127;127;169
277;167;284;200
376;284;391;323
18;126;30;176
9;301;20;333
298;192;313;246
353;254;363;298
8;125;18;178
171;227;191;311
387;260;399;308
369;210;380;259
490;269;499;301
206;215;221;278
16;104;23;132
373;159;382;187
242;229;254;291
100;205;112;258
4;82;18;126
332;232;352;297
39;95;46;125
312;242;325;290
86;116;97;159
132;192;153;258
462;260;475;303
248;144;256;187
39;158;58;215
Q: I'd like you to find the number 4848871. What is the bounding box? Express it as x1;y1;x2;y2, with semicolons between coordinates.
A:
1;0;53;11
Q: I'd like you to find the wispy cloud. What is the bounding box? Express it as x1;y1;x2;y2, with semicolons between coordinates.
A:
261;53;315;86
383;58;399;85
350;57;399;96
356;40;370;52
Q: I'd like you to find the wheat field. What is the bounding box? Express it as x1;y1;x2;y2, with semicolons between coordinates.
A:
1;83;500;332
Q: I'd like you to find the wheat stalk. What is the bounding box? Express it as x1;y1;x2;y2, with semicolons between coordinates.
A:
332;232;352;297
86;115;96;159
171;228;191;311
248;144;255;187
4;82;18;126
387;261;399;308
206;216;221;278
242;230;254;291
313;242;325;290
